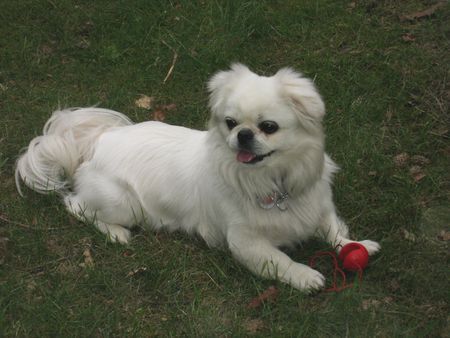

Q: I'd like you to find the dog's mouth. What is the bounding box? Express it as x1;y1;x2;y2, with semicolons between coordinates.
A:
236;150;275;164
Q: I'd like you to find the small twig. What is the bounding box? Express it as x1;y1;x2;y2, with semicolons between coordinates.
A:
0;213;31;229
161;40;178;84
204;271;223;290
400;1;446;21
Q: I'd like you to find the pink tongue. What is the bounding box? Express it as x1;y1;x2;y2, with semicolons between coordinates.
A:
237;150;256;163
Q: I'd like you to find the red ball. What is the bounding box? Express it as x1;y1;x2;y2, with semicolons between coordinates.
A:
338;242;369;271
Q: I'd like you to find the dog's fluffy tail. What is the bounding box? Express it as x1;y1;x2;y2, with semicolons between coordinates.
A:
15;107;133;196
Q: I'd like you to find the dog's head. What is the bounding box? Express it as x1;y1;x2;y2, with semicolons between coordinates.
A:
208;64;325;170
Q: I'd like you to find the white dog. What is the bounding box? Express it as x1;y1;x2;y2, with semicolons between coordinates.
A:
16;64;380;291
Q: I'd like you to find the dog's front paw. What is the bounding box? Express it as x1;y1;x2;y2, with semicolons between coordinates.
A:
358;240;381;256
98;223;131;244
287;264;325;293
336;239;381;256
108;226;131;244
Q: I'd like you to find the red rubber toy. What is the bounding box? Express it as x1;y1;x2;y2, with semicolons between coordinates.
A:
338;242;369;271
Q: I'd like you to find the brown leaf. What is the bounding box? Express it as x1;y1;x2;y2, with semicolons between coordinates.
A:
39;43;54;56
75;37;90;49
389;279;401;292
348;2;356;10
247;285;279;309
362;297;393;310
402;33;416;42
393;153;410;168
151;103;177;121
400;1;446;21
410;155;431;166
243;318;266;334
126;266;148;277
57;261;77;275
122;249;135;257
135;95;154;110
362;299;381;310
409;165;426;182
437;230;450;241
27;280;38;291
152;110;166;121
401;229;417;242
385;107;394;122
81;248;94;268
160;103;177;111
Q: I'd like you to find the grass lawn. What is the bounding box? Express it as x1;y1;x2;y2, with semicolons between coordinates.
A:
1;0;449;336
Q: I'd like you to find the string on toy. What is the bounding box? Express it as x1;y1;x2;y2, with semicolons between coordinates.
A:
309;249;363;292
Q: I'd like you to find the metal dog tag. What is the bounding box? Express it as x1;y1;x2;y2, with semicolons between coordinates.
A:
258;192;288;211
258;194;276;209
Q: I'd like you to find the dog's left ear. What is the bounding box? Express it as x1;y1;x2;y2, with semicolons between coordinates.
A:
275;68;325;122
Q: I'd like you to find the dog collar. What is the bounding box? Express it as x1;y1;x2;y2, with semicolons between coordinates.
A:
258;191;289;211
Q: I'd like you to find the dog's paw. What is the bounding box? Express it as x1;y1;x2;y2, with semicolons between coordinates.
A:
95;222;131;244
105;224;131;244
287;264;325;293
357;240;380;256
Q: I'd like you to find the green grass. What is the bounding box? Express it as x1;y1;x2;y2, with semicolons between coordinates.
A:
1;0;449;336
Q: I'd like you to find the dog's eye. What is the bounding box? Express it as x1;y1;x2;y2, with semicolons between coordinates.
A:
225;117;238;130
259;121;279;134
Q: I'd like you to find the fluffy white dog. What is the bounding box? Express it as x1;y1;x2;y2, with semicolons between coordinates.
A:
16;64;380;291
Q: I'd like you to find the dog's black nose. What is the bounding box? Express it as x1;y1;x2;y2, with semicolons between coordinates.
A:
237;128;254;145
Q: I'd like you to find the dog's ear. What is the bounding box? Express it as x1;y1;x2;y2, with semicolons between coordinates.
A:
208;63;251;113
275;68;325;122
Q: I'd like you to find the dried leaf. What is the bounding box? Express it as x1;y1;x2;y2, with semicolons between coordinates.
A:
401;229;417;242
362;297;393;310
126;267;148;277
151;103;177;121
409;165;426;182
152;110;166;121
57;261;76;275
243;318;266;333
400;1;446;21
40;43;54;56
75;37;90;49
160;103;177;111
410;155;431;166
135;94;154;109
362;299;381;310
122;249;135;257
247;285;279;309
393;153;410;168
389;279;401;292
385;108;394;122
402;33;416;42
27;280;37;291
437;230;450;241
81;248;94;268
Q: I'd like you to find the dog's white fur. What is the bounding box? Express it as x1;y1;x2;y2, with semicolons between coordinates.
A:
16;64;379;291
